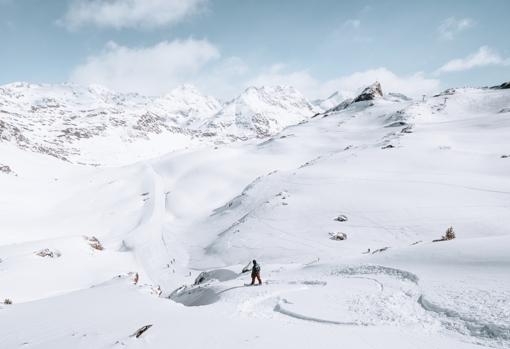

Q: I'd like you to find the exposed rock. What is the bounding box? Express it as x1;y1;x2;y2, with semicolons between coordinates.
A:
401;126;413;134
0;164;16;175
372;247;390;254
85;236;103;250
334;215;348;222
329;232;347;241
490;81;510;90
130;324;152;338
34;248;61;258
386;121;408;128
353;82;383;103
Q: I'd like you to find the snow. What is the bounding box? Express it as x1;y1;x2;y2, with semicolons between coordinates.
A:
0;82;509;348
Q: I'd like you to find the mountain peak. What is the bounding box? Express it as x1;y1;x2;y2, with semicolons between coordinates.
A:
353;81;383;103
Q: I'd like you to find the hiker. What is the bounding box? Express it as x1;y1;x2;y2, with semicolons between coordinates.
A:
250;260;262;285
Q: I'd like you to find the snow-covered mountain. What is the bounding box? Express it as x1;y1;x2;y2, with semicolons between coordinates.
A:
202;85;319;138
1;81;510;349
0;83;320;164
0;82;224;164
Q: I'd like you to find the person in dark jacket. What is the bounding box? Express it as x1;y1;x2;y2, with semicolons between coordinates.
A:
250;260;262;285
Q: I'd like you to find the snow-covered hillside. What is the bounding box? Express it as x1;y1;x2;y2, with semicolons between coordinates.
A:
1;82;509;349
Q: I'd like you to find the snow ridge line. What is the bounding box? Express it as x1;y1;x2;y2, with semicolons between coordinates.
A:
330;265;419;284
274;301;372;326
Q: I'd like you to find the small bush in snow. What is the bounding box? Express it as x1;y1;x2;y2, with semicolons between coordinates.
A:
433;226;456;242
444;226;456;240
4;299;12;305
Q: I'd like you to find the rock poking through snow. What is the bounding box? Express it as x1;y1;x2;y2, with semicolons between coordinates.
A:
353;82;383;103
34;248;61;258
130;324;152;338
329;232;348;241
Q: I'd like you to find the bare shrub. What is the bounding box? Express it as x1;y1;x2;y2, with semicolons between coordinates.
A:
4;299;12;305
433;226;456;242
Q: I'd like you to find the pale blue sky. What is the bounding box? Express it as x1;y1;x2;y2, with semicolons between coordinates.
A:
1;0;509;99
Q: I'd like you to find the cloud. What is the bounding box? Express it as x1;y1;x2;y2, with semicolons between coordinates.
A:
248;66;440;100
438;17;474;40
343;19;361;29
191;56;251;100
70;39;220;95
435;46;510;74
69;42;440;100
60;0;207;30
247;65;320;98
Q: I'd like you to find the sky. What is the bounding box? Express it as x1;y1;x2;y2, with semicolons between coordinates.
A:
0;0;509;100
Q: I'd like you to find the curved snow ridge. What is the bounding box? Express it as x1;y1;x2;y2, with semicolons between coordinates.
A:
330;265;419;284
418;295;510;342
274;300;372;326
344;276;384;292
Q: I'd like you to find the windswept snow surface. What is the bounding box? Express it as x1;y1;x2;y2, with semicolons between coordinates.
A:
1;84;510;348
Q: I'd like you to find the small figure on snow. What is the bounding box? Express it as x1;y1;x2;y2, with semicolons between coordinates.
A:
250;260;262;286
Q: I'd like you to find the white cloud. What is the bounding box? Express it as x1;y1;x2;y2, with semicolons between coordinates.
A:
248;66;440;100
70;39;220;95
60;0;207;30
69;41;440;100
192;56;251;100
435;46;510;74
438;17;474;40
343;19;361;29
248;65;320;97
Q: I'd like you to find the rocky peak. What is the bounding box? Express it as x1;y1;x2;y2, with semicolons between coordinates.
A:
353;81;383;103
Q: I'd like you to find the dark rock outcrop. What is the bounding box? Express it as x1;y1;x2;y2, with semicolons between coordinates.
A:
353;81;383;102
490;81;510;90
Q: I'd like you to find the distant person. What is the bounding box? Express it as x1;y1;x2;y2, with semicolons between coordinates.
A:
250;260;262;285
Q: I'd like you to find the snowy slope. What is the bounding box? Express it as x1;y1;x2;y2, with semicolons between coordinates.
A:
1;82;509;349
